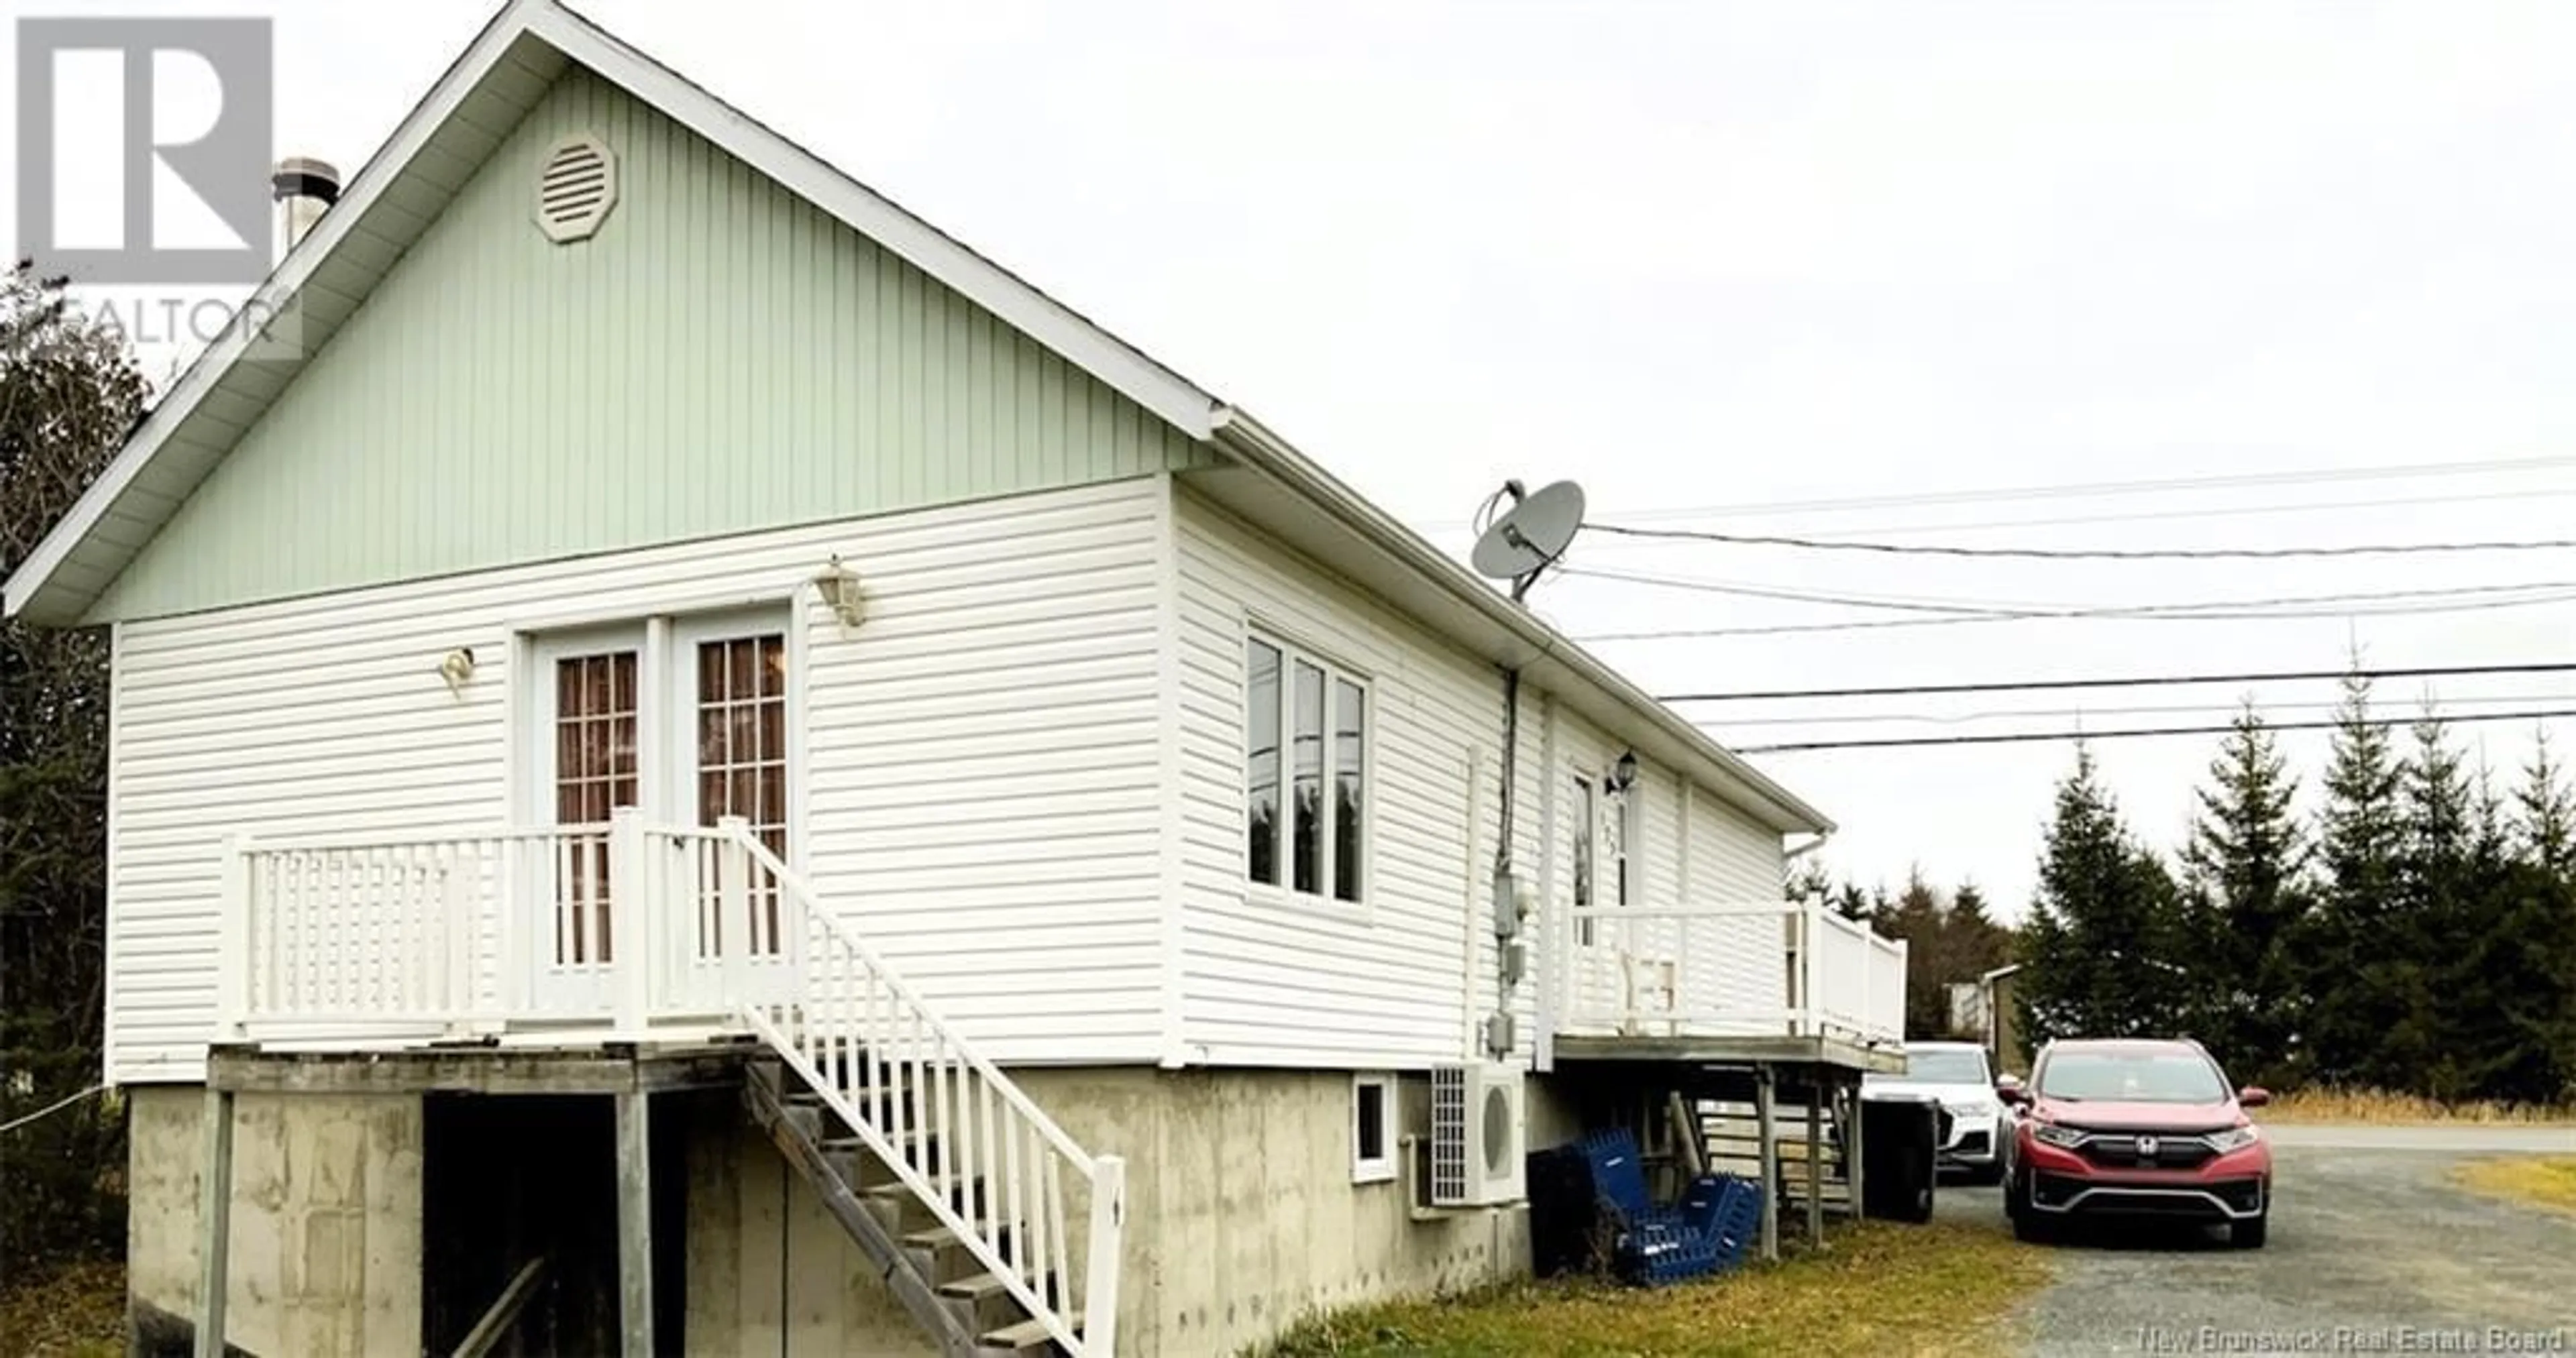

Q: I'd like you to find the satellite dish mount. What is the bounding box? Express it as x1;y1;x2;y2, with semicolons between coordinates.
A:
1470;479;1586;602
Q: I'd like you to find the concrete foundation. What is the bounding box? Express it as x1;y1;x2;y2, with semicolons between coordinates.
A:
127;1086;423;1358
681;1066;1578;1357
127;1063;1579;1357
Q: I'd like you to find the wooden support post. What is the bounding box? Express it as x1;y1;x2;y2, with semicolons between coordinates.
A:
1845;1081;1867;1221
1805;1078;1825;1249
1666;1090;1705;1180
193;1086;235;1358
1754;1065;1778;1263
615;1090;653;1358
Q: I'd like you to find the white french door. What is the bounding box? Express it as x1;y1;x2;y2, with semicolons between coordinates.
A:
524;610;795;1019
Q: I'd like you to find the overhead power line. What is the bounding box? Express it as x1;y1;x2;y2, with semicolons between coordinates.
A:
1729;705;2576;754
1616;486;2576;545
1656;661;2576;703
1572;453;2576;526
1420;457;2576;534
1715;692;2576;729
1567;565;2576;616
1563;568;2576;638
1588;522;2576;561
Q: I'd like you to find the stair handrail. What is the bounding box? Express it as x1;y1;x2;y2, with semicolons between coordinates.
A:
729;826;1122;1357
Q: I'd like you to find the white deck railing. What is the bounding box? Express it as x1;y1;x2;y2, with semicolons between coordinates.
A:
214;811;1124;1355
735;833;1122;1357
218;809;800;1038
1556;898;1907;1047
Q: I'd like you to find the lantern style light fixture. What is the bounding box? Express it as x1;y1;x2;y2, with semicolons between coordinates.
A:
437;646;476;698
815;555;867;635
1607;749;1639;795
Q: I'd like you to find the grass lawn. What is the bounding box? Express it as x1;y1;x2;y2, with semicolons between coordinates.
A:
0;1260;124;1358
2453;1155;2576;1214
1257;1219;2051;1358
2259;1088;2576;1125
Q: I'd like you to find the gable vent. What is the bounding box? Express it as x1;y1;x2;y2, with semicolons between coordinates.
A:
535;134;617;243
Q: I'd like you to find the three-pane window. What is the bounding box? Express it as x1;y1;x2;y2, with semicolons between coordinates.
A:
1244;636;1367;903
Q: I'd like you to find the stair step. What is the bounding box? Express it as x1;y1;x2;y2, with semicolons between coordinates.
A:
978;1313;1079;1355
902;1223;994;1251
863;1173;987;1206
938;1268;1033;1338
938;1271;1017;1302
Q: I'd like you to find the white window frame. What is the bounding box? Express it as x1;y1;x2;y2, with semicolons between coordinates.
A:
1242;628;1373;910
1351;1072;1397;1184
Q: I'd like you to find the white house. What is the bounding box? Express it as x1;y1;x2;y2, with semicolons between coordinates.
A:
4;3;1906;1355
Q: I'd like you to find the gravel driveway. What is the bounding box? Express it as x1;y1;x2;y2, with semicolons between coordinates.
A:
1933;1125;2576;1355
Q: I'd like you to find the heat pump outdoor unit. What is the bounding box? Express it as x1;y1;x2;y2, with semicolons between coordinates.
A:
1430;1063;1528;1207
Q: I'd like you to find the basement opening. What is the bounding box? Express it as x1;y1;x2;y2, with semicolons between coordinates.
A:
421;1092;686;1356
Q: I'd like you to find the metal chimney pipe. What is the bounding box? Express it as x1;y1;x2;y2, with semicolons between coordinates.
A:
269;156;342;256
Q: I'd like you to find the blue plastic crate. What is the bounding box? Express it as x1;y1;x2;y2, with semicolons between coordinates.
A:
1564;1130;1758;1286
1678;1174;1764;1271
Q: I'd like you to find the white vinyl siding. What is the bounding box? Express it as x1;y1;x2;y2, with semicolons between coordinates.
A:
105;478;1167;1082
1176;490;1507;1067
1173;489;1794;1070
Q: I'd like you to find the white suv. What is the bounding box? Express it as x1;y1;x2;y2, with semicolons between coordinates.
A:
1864;1040;2010;1184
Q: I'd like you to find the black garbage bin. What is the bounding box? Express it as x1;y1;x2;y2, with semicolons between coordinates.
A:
1526;1141;1599;1277
1857;1092;1943;1223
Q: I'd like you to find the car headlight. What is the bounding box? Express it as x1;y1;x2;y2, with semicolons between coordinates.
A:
2204;1125;2262;1152
2031;1121;2088;1149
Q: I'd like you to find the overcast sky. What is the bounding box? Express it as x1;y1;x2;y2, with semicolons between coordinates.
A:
17;1;2576;917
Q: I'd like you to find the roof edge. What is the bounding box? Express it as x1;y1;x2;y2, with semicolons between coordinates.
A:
1205;406;1835;838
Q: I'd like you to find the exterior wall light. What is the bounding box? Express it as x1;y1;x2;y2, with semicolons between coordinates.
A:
437;647;475;697
816;555;867;635
1607;750;1638;795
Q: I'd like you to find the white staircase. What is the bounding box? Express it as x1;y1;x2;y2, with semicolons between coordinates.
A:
216;815;1125;1355
734;835;1124;1358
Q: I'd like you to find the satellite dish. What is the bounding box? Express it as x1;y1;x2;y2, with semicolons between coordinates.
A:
1471;480;1585;597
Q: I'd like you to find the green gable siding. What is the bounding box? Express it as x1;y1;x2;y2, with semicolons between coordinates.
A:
94;66;1208;622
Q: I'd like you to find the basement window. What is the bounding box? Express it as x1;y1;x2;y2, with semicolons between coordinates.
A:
1352;1074;1395;1184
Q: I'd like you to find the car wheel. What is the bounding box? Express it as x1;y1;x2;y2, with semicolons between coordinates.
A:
2012;1206;2054;1243
1969;1162;2006;1188
2230;1213;2268;1249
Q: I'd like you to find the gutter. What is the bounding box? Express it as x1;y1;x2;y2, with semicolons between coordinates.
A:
1206;405;1835;836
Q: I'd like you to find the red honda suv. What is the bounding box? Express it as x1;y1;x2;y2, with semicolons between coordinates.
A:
2000;1037;2272;1248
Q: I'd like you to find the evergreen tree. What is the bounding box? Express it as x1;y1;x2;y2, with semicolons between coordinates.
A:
1883;869;1950;1039
2178;705;2312;1088
2304;668;2407;1088
2017;747;2189;1045
2392;710;2478;1096
2482;735;2576;1102
1;263;146;1275
2516;731;2575;875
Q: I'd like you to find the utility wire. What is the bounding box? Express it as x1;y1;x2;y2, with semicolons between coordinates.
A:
1728;705;2576;754
0;1083;104;1135
1656;660;2576;703
1588;522;2576;561
1590;453;2576;525
1556;564;2576;621
1602;486;2576;545
1715;692;2576;729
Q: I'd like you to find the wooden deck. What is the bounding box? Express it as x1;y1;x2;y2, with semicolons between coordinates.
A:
1550;1030;1906;1074
203;1037;758;1095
